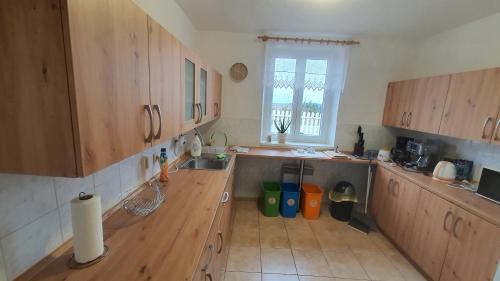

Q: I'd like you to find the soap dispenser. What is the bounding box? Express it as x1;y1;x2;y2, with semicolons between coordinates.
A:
190;133;202;157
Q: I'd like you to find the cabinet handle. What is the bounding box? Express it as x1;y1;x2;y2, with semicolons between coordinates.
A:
202;244;214;270
205;273;213;281
144;105;154;143
393;181;400;197
401;112;407;126
481;117;494;139
443;210;454;233
494;119;500;141
217;232;224;254
214;103;219;117
221;191;230;203
406;112;412;127
196;103;203;123
387;179;394;194
452;216;464;239
152;104;162;139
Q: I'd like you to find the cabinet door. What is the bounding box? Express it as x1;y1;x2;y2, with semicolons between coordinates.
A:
181;46;198;132
148;18;182;142
217;172;234;274
409;75;450;134
212;69;223;120
492;110;500;146
382;80;414;128
372;167;397;238
198;62;209;124
0;0;77;177
409;189;454;281
439;68;500;143
64;0;150;175
440;208;500;281
371;166;391;218
392;178;421;253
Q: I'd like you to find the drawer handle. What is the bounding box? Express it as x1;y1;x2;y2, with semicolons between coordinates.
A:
205;273;213;281
494;119;500;141
202;244;214;270
393;181;400;197
217;232;223;254
387;179;394;194
221;191;230;203
401;112;407;126
152;104;162;140
481;117;494;139
406;112;412;127
144;105;154;143
452;216;464;239
443;211;454;233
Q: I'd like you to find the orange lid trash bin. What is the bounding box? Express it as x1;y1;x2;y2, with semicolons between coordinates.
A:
300;183;324;220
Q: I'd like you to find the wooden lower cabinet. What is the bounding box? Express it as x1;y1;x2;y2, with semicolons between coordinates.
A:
409;189;455;281
193;174;234;281
374;168;500;281
440;207;500;281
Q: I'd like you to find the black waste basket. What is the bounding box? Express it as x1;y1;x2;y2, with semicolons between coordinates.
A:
329;181;357;222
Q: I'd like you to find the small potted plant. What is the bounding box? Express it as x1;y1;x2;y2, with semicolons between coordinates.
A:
274;119;291;144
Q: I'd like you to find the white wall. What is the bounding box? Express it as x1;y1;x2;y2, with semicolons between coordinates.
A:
197;32;417;150
0;1;195;280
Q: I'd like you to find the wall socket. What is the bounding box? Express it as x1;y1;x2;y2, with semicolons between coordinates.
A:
141;156;149;170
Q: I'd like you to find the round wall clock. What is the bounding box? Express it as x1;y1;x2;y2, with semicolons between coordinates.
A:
230;63;248;81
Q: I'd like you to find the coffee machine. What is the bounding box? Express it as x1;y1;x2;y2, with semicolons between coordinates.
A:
404;140;439;172
390;136;413;164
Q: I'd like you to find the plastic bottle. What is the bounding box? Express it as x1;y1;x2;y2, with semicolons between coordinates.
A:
159;148;169;182
190;133;202;157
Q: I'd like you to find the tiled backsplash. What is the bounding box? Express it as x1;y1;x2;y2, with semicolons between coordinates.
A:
0;138;187;281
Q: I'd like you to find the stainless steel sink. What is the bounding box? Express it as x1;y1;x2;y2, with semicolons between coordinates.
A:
180;154;231;170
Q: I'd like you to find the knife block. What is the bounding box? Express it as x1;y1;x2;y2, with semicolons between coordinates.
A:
353;143;364;157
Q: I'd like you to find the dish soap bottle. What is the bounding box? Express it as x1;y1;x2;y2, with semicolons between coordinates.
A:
190;133;202;157
159;148;169;182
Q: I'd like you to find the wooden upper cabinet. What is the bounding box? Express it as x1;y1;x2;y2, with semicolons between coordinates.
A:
148;17;182;142
63;0;150;175
181;46;199;132
408;75;450;134
0;0;77;177
382;80;413;129
439;68;500;143
198;61;209;125
440;207;500;281
211;68;223;120
408;189;455;281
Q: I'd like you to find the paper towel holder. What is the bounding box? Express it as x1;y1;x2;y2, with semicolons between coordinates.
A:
67;245;109;269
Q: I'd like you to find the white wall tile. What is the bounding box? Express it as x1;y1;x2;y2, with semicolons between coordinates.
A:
0;174;57;238
1;210;62;280
93;163;120;187
119;154;145;197
0;250;7;281
58;203;72;242
95;177;122;214
54;176;94;206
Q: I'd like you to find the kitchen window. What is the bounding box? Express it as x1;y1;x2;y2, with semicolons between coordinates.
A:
261;43;349;145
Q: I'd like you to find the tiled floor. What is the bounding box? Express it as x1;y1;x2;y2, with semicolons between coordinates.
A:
223;200;426;281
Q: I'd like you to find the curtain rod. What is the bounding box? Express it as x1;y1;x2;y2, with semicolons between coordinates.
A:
257;35;360;45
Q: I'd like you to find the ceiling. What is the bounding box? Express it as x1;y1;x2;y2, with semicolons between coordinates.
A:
175;0;500;39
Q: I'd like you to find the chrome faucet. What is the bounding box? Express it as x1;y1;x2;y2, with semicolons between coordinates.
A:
193;128;205;147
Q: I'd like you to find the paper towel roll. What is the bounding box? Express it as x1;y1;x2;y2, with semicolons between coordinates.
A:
70;193;104;263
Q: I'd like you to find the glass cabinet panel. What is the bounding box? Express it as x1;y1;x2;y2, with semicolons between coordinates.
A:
200;68;207;117
184;58;195;121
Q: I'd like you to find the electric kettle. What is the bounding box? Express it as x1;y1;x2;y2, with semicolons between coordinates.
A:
433;161;457;183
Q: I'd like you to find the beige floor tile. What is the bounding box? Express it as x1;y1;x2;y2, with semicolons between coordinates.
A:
232;225;260;247
385;250;427;281
260;224;290;249
261;248;297;274
369;231;398;253
310;226;349;252
287;227;321;250
323;249;368;279
224;271;261;281
352;249;405;281
298;277;334;281
292;249;332;277
234;211;259;228
227;246;261;272
344;233;381;252
262;274;299;281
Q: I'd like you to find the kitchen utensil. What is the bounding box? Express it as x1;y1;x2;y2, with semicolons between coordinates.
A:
433;161;457;183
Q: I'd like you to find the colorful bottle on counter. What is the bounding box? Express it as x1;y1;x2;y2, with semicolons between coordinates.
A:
159;148;169;182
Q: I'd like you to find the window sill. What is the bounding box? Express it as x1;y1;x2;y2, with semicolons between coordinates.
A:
259;141;335;150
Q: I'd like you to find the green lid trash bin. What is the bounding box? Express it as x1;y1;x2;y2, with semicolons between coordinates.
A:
262;182;281;217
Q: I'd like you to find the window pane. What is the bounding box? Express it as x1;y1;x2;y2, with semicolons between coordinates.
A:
300;59;327;136
271;58;296;133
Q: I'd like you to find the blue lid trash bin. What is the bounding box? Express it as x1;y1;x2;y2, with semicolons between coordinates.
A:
280;182;299;218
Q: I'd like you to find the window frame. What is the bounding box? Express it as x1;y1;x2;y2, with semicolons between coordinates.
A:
261;45;344;145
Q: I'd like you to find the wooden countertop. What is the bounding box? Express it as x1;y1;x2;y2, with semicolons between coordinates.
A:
378;161;500;227
17;156;236;281
236;147;372;164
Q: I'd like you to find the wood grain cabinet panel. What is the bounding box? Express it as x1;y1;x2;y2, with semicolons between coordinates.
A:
392;178;421;253
209;67;223;120
408;189;455;281
439;68;500;143
440;208;500;281
372;167;399;239
0;0;77;177
409;75;450;134
148;18;182;142
382;80;414;129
